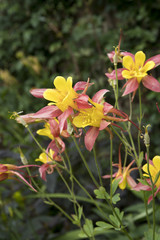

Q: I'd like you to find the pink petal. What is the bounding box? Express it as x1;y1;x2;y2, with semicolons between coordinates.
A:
105;68;125;80
122;78;139;96
102;172;117;178
49;119;60;137
73;81;94;91
84;127;99;151
122;52;134;60
10;170;37;192
146;54;160;68
126;175;137;188
30;88;47;98
142;75;160;92
58;107;73;133
132;182;151;191
33;106;62;119
56;137;66;153
103;102;113;114
148;186;160;204
75;94;92;109
39;164;50;181
92;89;109;103
99;120;110;130
47;140;59;155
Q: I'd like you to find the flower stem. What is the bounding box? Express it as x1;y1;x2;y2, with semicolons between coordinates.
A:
72;136;99;188
110;137;113;198
93;146;103;186
138;86;142;155
146;146;156;240
114;63;119;109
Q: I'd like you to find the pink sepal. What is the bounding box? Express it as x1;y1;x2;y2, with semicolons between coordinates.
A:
126;175;137;188
10;170;37;192
132;181;151;191
148;187;160;204
39;163;56;181
107;51;134;63
49;119;60;138
75;94;92;109
122;78;139;96
103;102;113;114
84;127;99;151
33;106;62;119
142;75;160;92
102;172;117;179
74;81;94;91
105;68;124;80
30;88;47;98
92;89;109;103
146;54;160;68
58;107;73;133
99;120;110;130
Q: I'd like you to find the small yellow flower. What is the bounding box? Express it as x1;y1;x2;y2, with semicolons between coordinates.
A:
35;149;55;164
43;76;78;112
142;155;160;188
122;51;155;83
37;122;53;140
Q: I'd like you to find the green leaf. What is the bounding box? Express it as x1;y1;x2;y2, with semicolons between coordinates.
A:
138;151;144;167
94;187;110;200
111;178;121;195
96;221;113;229
144;229;160;240
112;193;121;204
79;219;94;238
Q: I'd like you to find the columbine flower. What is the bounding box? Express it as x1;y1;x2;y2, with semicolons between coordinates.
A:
35;149;61;181
133;155;160;204
103;145;137;190
37;119;69;153
106;51;160;96
0;164;38;191
73;89;128;151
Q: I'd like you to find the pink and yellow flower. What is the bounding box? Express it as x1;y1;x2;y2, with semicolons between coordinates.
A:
106;51;160;96
103;145;137;190
73;89;128;151
133;155;160;203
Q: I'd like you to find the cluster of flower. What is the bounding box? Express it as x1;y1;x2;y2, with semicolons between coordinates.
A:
1;48;160;203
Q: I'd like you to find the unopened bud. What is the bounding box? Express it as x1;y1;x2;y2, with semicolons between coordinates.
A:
18;147;28;165
144;125;151;148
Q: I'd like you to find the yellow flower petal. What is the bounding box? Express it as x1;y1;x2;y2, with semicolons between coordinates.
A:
123;55;134;70
142;61;155;73
43;89;62;102
142;163;157;176
153;156;160;170
122;70;134;79
54;76;69;91
135;51;146;68
67;76;73;89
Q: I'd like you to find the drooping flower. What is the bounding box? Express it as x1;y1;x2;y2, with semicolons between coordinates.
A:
37;119;69;153
73;89;128;151
106;51;160;96
103;145;137;190
35;149;61;181
0;164;38;191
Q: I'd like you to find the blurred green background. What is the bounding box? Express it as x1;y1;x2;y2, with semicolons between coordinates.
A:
0;0;160;239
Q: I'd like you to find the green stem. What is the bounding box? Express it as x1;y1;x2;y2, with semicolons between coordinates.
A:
138;86;142;155
114;64;119;109
93;146;103;186
146;146;155;240
72;136;99;188
110;138;113;198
